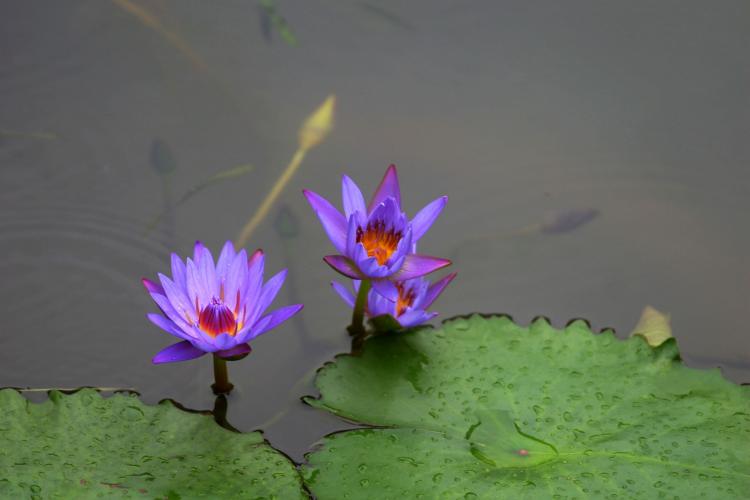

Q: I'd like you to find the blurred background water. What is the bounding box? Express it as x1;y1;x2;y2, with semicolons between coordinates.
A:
1;0;748;461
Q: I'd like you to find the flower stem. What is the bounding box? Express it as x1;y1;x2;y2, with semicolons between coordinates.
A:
211;355;234;395
236;148;307;247
348;279;371;336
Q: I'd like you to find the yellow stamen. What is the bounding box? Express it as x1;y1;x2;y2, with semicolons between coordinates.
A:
396;283;416;316
356;221;402;265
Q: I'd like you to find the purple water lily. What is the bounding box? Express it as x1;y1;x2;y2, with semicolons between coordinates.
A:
332;273;457;328
143;241;303;364
303;164;450;301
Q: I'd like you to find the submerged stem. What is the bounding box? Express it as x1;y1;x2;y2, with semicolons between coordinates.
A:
348;279;371;336
236;148;306;247
211;355;234;395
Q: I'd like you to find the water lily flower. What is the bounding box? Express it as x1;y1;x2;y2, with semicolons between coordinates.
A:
331;273;457;329
303;164;451;301
143;241;303;364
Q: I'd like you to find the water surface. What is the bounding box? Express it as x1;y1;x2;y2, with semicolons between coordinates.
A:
1;0;748;461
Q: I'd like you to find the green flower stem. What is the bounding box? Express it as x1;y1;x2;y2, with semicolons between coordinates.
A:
211;355;234;395
348;279;371;336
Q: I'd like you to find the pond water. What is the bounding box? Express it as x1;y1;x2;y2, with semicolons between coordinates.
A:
1;0;748;462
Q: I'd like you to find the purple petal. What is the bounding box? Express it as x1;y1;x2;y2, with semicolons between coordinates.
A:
216;343;251;359
341;175;367;218
142;278;164;295
198;246;219;298
193;241;207;263
223;249;247;309
170;253;187;289
356;254;383;278
149;291;196;331
331;281;355;308
368;196;400;228
303;189;347;253
371;279;398;302
244;269;286;328
215;241;236;280
392;254;452;280
152;340;206;364
242;304;303;342
257;269;287;313
422;272;457;309
147;313;192;341
245;249;265;302
249;248;264;267
196;328;220;349
324;255;363;279
213;333;236;350
408;278;431;310
159;273;198;324
368;164;401;213
185;259;209;309
345;214;359;256
398;310;438;328
386;226;412;268
367;289;393;317
411;196;447;242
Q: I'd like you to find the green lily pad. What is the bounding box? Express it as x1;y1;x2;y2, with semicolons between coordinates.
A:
0;389;306;499
303;315;750;499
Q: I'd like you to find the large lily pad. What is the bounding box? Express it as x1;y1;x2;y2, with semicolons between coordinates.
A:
303;315;750;499
0;389;306;499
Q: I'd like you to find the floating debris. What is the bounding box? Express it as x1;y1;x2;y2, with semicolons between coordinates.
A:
630;305;672;347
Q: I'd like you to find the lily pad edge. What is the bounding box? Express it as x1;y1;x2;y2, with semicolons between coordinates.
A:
0;387;311;498
301;311;746;443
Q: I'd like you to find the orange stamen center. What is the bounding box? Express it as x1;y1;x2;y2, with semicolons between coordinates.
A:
198;297;238;337
396;283;416;316
356;221;402;265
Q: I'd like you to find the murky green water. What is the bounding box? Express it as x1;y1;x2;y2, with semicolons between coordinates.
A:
1;0;748;461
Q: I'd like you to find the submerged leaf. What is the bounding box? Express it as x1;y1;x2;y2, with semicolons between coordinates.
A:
274;204;299;240
539;208;599;234
147;164;253;232
150;139;177;175
175;164;253;206
0;389;305;498
303;315;750;499
360;3;415;31
630;305;673;347
258;0;298;47
0;129;58;141
113;0;207;71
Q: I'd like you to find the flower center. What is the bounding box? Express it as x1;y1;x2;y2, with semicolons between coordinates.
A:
395;283;416;316
356;221;402;266
198;297;237;337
